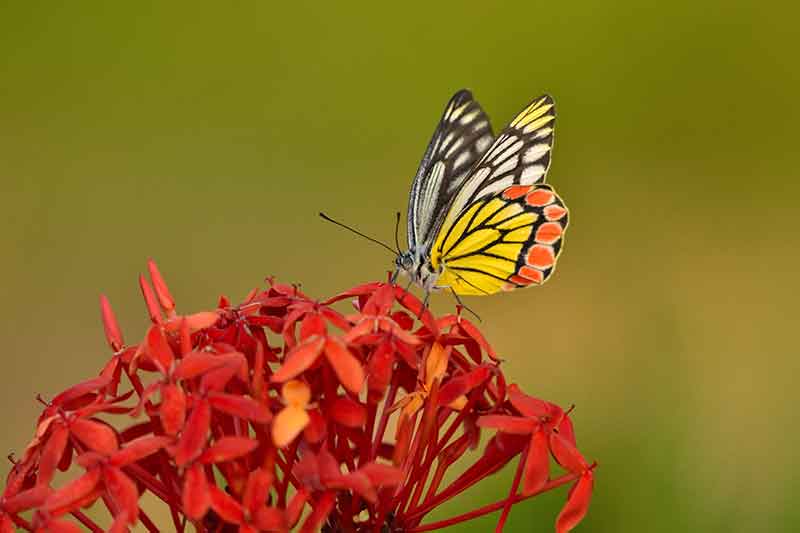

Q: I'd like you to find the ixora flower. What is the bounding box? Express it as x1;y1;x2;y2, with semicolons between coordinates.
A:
0;261;596;533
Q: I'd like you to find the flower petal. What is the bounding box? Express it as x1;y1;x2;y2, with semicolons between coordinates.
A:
182;462;210;520
199;437;259;464
160;383;186;436
523;430;550;495
271;336;325;383
103;465;139;522
174;398;211;467
282;380;311;407
272;406;310;448
69;418;119;455
207;392;272;424
110;436;170;467
208;483;245;525
330;396;366;428
555;471;594;533
323;337;364;394
476;415;537;435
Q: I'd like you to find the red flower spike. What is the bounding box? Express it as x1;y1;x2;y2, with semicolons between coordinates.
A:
99;295;124;351
147;259;175;314
2;267;596;533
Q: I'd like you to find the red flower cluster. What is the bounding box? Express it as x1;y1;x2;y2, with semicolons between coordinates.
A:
0;261;595;532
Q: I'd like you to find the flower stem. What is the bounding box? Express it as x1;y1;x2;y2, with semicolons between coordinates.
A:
405;472;580;532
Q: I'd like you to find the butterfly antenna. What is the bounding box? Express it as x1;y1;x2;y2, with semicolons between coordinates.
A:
394;211;402;253
319;212;398;255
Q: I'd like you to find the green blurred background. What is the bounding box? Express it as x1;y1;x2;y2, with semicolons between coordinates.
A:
1;2;797;531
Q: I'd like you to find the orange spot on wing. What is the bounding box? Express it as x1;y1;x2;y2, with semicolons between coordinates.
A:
517;266;544;284
525;189;554;207
544;205;567;221
526;245;555;269
535;222;563;244
503;185;531;200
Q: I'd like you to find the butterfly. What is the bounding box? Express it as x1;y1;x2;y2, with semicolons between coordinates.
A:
394;90;569;296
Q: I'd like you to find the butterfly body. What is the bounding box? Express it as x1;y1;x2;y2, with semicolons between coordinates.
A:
395;90;569;296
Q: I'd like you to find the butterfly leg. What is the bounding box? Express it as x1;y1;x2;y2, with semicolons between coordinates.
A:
448;287;482;322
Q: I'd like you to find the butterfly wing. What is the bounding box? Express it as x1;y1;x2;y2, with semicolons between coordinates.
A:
430;184;569;295
407;90;494;252
428;95;567;295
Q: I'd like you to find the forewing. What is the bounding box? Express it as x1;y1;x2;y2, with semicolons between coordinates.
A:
407;90;494;250
430;183;569;296
442;95;556;227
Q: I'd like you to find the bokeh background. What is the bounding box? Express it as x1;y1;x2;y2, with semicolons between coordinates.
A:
1;2;798;531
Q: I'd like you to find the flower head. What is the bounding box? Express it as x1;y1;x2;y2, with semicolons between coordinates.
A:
0;261;596;532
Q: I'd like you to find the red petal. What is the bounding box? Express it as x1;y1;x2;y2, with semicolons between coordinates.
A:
558;414;577;447
51;376;111;408
358;462;404;487
145;324;174;373
208;483;245;525
160;383;187;436
391;310;414;330
139;274;164;325
300;490;335;533
38;423;69;485
44;468;102;514
37;518;83;533
523;430;550;495
1;485;50;513
182;311;220;331
69;418;119;454
324;337;364;394
367;342;394;394
438;366;491;406
172;351;227;380
393;286;439;336
103;465;139;522
549;432;588;474
99;295;124;351
458;318;497;360
199;436;259;464
508;384;551;419
207;392;272;424
330;396;366;428
271;336;325;383
182;462;211;520
303;409;326;444
174;398;211;467
242;467;274;515
253;506;287;532
322;282;382;305
476;415;537;435
556;471;594;533
147;259;175;313
300;313;327;340
328;471;376;503
110;435;169;467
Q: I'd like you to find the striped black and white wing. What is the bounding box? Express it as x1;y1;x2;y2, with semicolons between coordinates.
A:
441;94;556;226
407;90;494;251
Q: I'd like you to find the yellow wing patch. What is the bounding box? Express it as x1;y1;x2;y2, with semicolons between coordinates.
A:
430;183;569;296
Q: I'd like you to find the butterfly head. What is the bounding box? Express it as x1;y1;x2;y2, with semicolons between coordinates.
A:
394;249;441;292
